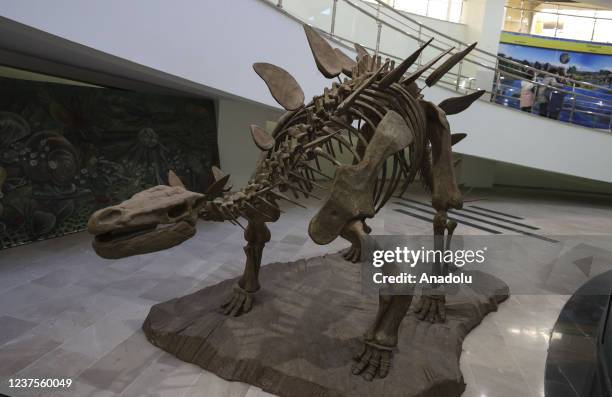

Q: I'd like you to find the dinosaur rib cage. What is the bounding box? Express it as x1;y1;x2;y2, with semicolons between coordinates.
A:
202;81;429;226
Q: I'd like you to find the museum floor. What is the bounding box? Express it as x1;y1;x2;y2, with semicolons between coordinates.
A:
1;186;612;397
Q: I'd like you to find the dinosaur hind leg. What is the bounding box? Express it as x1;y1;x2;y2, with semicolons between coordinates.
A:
220;219;270;316
353;293;413;381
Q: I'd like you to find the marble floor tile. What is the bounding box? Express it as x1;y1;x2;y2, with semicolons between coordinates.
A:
77;332;163;394
0;315;37;345
118;353;203;397
1;186;612;396
0;334;62;377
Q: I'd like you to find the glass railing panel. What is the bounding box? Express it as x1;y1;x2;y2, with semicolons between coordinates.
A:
281;0;334;32
335;0;380;51
593;19;612;44
378;24;419;60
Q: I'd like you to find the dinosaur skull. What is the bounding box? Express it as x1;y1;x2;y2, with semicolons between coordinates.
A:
87;185;205;259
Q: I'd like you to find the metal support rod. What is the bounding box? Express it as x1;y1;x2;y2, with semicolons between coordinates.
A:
492;69;500;103
277;0;282;8
417;25;423;68
331;0;338;36
455;43;463;92
375;3;382;57
569;82;577;123
531;71;538;114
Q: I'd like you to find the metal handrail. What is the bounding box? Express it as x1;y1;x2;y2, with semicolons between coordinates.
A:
504;5;612;21
366;0;612;94
369;0;499;58
263;0;611;131
358;0;496;66
340;0;495;73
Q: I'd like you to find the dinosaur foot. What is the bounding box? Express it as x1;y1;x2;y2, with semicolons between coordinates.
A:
219;284;254;317
351;341;393;381
413;294;446;323
342;244;361;263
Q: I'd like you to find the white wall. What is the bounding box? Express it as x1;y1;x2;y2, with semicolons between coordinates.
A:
461;0;505;54
217;98;282;187
426;84;612;184
2;0;611;186
457;154;612;195
0;0;330;109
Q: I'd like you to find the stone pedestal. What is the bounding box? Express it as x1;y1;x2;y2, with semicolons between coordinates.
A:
143;253;509;397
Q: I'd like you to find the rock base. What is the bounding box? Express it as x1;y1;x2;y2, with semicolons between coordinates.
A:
143;253;509;397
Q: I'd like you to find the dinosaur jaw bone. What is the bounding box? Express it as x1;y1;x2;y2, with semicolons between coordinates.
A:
91;220;196;259
88;185;204;259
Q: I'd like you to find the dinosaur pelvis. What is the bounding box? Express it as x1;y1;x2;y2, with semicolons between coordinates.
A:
308;110;413;245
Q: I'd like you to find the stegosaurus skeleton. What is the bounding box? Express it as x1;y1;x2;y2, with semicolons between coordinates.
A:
88;25;484;381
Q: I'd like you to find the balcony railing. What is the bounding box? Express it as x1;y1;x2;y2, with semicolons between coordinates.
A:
263;0;612;131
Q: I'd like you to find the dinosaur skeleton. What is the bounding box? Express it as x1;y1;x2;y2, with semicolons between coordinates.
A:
87;25;484;381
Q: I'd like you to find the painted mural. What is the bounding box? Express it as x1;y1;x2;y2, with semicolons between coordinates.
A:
495;32;611;129
0;77;218;249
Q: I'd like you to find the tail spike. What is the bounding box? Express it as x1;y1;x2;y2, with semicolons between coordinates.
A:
425;42;477;87
378;38;434;89
451;133;467;146
401;47;454;87
438;89;485;115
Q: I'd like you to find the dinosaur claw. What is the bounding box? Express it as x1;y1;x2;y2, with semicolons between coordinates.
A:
220;284;255;317
352;343;392;381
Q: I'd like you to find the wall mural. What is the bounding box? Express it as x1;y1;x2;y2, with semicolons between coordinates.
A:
0;76;218;249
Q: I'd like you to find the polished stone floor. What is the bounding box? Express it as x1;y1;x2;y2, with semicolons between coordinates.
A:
1;187;612;397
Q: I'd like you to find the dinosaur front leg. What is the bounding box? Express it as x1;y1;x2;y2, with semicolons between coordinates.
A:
413;211;449;323
220;219;270;316
413;101;463;323
340;220;369;263
353;294;413;381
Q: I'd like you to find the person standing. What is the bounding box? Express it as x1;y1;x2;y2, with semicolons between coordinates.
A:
520;69;536;113
536;68;557;117
548;69;567;120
